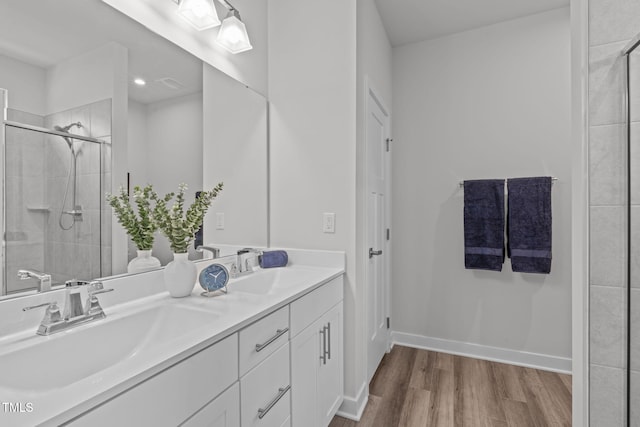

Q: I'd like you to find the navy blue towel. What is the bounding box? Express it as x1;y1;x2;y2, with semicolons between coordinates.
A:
507;177;552;274
259;250;288;268
463;179;505;271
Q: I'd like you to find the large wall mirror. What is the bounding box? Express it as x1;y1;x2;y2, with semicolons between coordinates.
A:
0;0;268;297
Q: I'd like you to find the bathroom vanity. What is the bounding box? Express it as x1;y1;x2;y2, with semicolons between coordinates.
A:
0;249;344;427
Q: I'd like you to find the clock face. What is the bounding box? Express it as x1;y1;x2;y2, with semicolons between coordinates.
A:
199;263;230;292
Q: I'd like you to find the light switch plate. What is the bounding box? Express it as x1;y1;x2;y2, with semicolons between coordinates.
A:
323;213;335;233
216;212;225;230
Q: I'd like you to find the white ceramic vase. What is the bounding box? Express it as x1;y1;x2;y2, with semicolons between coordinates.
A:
127;249;162;274
164;252;197;298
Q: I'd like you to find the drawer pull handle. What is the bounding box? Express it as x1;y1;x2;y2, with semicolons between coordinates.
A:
258;385;291;419
255;327;289;353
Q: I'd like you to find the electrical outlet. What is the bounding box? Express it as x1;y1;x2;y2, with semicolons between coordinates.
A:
216;212;225;230
323;213;335;233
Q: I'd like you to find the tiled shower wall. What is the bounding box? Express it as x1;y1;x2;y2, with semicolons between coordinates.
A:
588;1;640;425
43;98;112;284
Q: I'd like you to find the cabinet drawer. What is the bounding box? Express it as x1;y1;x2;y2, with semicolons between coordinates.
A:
182;382;240;427
72;334;239;427
240;343;290;427
290;276;343;337
239;305;289;376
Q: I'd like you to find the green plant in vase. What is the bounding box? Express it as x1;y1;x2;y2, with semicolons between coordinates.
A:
153;182;223;298
106;185;163;273
153;182;224;253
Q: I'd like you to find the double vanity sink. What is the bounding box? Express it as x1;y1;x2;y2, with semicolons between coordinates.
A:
0;250;345;426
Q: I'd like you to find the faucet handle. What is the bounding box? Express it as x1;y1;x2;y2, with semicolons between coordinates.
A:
87;281;114;296
22;301;62;323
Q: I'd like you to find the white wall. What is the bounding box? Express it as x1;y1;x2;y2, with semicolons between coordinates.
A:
353;0;393;415
202;64;268;248
268;0;359;401
391;8;572;368
0;54;46;116
145;93;203;264
46;43;124;115
127;100;149;187
101;0;268;96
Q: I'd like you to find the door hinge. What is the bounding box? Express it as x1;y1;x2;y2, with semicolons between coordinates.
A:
386;317;390;329
386;228;390;241
386;138;393;152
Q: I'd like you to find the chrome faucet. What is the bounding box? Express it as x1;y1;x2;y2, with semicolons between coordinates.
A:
63;279;91;319
196;245;221;259
22;281;114;336
232;248;263;278
17;269;52;292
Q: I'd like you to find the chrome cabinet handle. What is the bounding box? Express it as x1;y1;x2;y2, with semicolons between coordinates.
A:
369;248;382;259
257;385;290;419
323;324;330;362
255;327;289;353
327;322;332;360
320;327;327;364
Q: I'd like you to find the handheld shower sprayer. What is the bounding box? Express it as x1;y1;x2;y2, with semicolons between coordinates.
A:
54;121;85;230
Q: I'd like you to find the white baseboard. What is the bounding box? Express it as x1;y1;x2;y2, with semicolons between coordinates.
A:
392;331;572;374
336;381;368;421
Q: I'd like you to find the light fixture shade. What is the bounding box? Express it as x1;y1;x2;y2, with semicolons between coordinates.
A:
216;11;253;54
178;0;221;31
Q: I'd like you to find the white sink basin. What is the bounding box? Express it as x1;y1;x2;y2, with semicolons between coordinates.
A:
0;304;219;391
227;267;326;295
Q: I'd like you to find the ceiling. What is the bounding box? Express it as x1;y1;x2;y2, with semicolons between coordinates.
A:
374;0;569;47
0;0;202;104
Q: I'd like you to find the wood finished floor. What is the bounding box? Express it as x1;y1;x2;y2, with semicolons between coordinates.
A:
330;346;571;427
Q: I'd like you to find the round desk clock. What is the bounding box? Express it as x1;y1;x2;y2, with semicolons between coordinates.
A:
198;263;230;297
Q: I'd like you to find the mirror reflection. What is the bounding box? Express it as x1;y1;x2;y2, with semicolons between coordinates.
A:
0;0;268;297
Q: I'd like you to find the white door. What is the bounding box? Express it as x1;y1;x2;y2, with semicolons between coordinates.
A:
366;83;390;382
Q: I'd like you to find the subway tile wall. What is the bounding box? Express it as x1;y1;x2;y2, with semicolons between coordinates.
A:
588;1;640;425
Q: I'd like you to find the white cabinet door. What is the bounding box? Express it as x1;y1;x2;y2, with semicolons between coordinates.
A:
290;316;321;427
182;383;240;427
291;302;343;427
318;302;343;427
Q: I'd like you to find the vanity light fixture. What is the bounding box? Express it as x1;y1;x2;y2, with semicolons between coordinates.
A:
172;0;252;54
176;0;221;31
216;8;253;54
133;78;147;86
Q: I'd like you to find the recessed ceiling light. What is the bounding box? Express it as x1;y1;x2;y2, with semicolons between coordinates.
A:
134;78;147;86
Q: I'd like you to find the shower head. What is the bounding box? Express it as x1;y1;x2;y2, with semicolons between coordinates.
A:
54;122;83;133
54;122;83;154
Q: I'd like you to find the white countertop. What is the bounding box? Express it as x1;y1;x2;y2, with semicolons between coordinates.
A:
0;249;345;426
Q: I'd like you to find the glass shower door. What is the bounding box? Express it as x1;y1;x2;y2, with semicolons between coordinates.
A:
3;120;106;293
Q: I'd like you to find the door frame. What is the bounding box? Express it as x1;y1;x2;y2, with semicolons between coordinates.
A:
364;77;391;382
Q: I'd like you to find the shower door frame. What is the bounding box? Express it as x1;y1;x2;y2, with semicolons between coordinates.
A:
623;33;640;427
